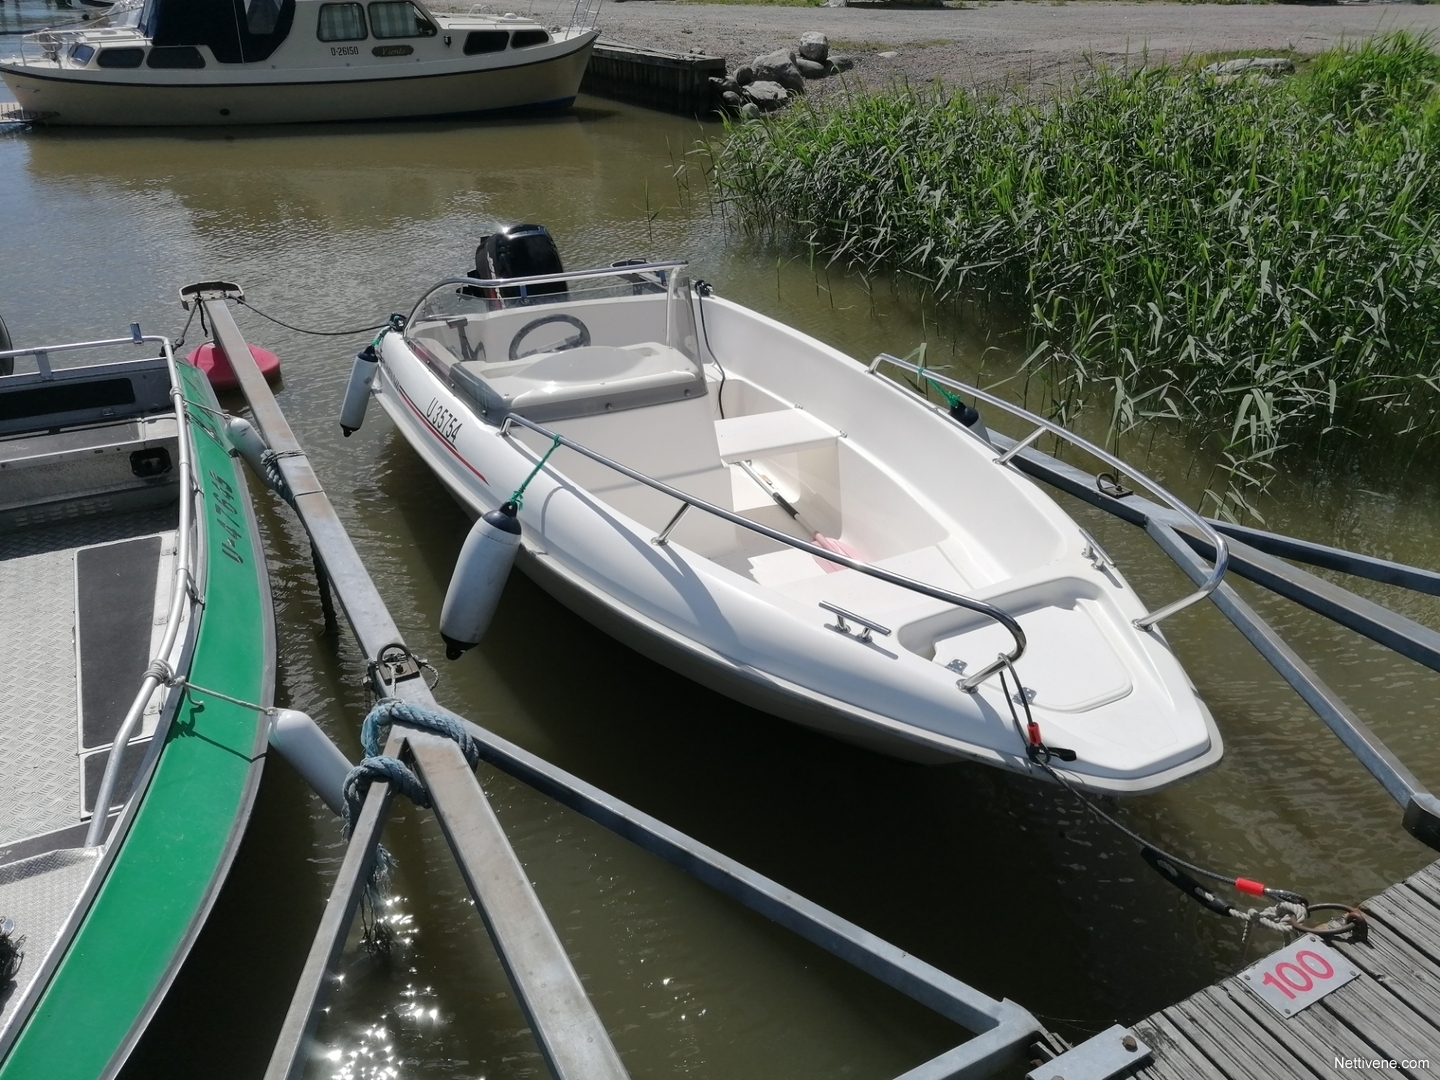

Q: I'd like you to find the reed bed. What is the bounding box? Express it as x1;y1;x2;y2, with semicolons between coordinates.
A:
714;33;1440;516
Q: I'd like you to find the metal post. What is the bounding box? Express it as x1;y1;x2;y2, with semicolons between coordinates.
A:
190;290;629;1080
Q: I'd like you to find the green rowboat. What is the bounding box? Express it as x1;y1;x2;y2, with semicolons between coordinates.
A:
0;330;273;1079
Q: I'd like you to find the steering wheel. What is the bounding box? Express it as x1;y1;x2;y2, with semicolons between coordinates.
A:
508;313;592;362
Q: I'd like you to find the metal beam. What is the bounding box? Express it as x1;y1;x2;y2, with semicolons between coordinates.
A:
1208;520;1440;597
263;732;399;1080
1176;531;1440;677
194;293;630;1080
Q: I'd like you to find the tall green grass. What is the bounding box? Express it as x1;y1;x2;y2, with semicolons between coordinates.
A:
715;33;1440;517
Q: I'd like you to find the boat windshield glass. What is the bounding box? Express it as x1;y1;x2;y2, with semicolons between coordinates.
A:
405;264;704;406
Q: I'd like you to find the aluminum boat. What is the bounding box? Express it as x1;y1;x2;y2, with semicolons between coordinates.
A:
0;327;272;1079
0;0;598;125
358;228;1229;795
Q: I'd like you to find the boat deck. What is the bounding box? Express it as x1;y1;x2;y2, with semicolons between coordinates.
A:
0;506;174;859
1128;858;1440;1080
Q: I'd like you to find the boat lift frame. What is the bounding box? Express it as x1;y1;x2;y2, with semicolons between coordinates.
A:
185;286;1052;1080
868;356;1440;853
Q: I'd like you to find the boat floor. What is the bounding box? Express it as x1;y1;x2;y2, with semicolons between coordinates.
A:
0;505;175;858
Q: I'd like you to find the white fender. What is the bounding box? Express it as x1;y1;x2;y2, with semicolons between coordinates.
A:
267;708;352;817
340;345;379;436
439;502;522;659
223;415;270;482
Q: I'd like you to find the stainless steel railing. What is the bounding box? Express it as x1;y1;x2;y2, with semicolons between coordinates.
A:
498;412;1029;690
867;352;1229;630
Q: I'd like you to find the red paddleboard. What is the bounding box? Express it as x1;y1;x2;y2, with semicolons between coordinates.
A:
186;341;281;391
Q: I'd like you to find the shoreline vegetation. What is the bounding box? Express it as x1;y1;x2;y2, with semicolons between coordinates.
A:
714;32;1440;518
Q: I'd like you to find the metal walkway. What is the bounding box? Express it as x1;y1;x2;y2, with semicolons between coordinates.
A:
1129;858;1440;1080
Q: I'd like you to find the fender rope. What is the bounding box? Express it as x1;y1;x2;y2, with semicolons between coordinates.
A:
508;435;562;510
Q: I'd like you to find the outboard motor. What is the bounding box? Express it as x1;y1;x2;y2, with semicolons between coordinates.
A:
467;224;566;302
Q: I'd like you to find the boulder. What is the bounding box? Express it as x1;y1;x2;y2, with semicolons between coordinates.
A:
743;80;790;110
796;56;828;80
740;102;763;121
1203;57;1295;77
798;31;829;63
753;49;805;93
734;62;754;86
721;90;744;109
721;76;740;94
828;52;855;73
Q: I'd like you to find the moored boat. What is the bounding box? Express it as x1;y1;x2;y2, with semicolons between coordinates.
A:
0;327;272;1078
356;227;1228;796
0;0;597;126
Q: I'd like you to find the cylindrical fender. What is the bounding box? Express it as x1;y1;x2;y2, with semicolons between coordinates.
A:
439;502;522;659
267;708;353;817
340;345;379;436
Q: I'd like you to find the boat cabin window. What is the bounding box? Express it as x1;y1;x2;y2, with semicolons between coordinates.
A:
246;0;281;35
317;2;367;41
510;29;548;48
367;1;435;39
96;47;145;68
143;0;296;63
67;42;96;64
147;45;206;67
463;29;506;54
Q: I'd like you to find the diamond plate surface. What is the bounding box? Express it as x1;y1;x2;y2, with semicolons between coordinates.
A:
0;506;174;561
0;547;81;847
0;847;100;1031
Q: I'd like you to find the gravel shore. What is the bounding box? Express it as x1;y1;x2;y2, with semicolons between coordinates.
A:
593;2;1440;95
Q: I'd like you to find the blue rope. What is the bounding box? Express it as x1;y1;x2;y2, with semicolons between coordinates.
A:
359;699;481;768
341;756;430;838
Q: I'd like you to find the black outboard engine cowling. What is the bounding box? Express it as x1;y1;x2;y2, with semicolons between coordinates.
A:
469;224;566;302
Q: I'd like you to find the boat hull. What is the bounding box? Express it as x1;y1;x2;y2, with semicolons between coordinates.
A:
371;306;1223;795
0;37;593;126
0;359;273;1080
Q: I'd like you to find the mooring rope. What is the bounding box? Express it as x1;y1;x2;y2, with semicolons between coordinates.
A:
234;297;395;338
992;661;1338;934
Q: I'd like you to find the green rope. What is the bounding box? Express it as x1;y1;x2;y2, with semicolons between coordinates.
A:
509;434;562;509
917;361;964;409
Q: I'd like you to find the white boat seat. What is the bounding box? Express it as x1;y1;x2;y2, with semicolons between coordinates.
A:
453;342;705;423
714;408;838;464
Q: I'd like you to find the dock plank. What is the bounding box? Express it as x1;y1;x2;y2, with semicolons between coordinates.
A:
1131;859;1440;1080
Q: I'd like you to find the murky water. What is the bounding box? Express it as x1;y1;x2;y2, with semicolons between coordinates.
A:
3;17;1439;1077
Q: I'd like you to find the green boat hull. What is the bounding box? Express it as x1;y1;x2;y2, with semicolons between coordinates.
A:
0;360;274;1080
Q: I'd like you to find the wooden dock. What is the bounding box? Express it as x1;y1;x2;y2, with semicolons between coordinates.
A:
1127;859;1440;1080
580;40;725;115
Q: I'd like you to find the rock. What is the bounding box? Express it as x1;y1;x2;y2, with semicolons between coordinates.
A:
734;63;754;86
753;49;805;93
795;56;828;79
1203;57;1295;77
739;102;763;121
877;50;898;60
721;90;744;109
744;80;790;110
721;77;739;95
798;31;829;63
828;52;855;73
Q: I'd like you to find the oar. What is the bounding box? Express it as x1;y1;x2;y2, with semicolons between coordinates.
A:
737;460;858;573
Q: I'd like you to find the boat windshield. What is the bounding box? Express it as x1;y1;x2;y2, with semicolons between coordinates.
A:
405;263;704;418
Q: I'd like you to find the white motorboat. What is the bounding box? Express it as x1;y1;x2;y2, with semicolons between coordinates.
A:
0;0;597;125
354;226;1230;795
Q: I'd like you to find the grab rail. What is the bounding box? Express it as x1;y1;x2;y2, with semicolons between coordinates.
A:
407;262;689;328
498;412;1028;691
867;353;1229;630
85;333;195;846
